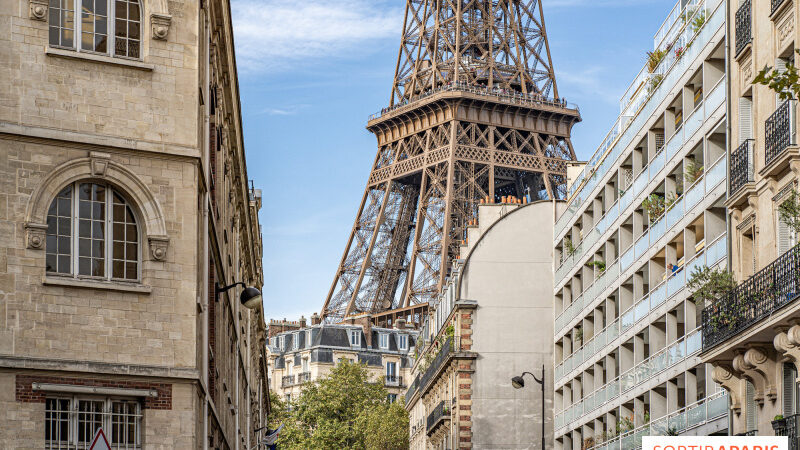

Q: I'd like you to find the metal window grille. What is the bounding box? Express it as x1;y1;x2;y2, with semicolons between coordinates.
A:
735;0;752;56
45;396;142;449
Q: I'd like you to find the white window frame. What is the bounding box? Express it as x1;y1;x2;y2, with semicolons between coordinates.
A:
379;333;389;349
305;329;312;348
45;394;142;449
278;336;285;350
301;357;309;373
292;332;299;351
398;334;408;351
349;330;361;347
49;0;142;60
46;182;142;282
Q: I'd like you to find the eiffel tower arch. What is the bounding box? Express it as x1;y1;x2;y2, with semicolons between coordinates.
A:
321;0;581;324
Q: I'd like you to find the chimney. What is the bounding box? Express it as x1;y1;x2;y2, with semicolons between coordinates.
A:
300;316;307;328
311;312;321;325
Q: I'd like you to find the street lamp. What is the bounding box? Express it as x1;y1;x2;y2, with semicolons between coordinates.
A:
512;364;546;450
216;282;262;309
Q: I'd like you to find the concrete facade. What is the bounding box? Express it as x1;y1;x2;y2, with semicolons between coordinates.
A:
0;0;270;447
406;200;558;449
701;0;800;438
552;0;730;448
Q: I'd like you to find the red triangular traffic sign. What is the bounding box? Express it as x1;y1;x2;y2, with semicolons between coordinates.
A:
89;428;111;450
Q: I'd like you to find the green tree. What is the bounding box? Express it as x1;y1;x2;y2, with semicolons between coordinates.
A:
779;189;800;235
276;360;409;449
361;400;410;450
686;266;736;309
753;49;800;101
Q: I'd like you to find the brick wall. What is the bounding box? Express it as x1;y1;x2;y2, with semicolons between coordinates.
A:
15;375;173;410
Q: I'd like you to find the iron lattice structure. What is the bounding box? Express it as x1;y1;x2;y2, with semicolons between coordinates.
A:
321;0;581;324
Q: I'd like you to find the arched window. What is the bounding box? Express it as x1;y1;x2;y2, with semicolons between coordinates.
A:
48;0;141;58
46;182;140;281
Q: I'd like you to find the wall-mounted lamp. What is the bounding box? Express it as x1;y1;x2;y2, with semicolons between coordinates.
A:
216;282;262;309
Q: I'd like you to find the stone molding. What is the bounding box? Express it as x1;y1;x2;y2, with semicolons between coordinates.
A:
732;346;778;405
24;154;170;261
711;362;744;414
29;0;47;20
151;13;172;40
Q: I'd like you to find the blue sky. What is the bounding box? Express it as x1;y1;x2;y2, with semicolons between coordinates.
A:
231;0;676;322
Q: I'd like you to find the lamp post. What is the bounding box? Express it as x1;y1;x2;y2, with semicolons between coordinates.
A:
216;281;263;309
512;364;546;450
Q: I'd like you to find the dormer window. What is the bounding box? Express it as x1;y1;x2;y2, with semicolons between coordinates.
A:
349;330;360;347
398;334;408;351
278;336;285;350
379;333;389;349
292;333;299;351
305;329;312;347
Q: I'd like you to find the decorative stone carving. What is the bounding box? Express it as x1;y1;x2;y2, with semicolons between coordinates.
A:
24;223;49;249
733;346;779;404
778;14;795;49
151;14;172;40
89;151;111;177
711;363;743;413
148;236;170;261
29;0;47;20
740;58;753;92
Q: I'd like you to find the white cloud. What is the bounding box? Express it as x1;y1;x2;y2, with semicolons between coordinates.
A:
558;65;623;106
547;0;662;7
231;0;403;73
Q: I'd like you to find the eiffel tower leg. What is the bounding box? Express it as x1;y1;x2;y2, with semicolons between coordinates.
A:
402;170;428;308
345;181;394;317
438;154;456;290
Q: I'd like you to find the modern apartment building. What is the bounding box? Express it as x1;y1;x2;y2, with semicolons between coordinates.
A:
267;316;417;403
700;0;800;439
405;200;558;449
0;0;270;447
552;0;730;448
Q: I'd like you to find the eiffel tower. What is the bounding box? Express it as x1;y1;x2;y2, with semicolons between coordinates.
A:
321;0;580;324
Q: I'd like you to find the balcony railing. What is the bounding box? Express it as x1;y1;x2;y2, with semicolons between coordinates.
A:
282;374;295;387
405;374;420;404
735;0;752;56
426;400;451;436
298;372;311;383
774;414;799;450
385;375;403;387
772;0;788;15
730;139;755;194
766;100;797;167
702;243;800;351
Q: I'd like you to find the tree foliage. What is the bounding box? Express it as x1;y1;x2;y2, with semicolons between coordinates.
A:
779;189;800;235
753;49;800;101
268;360;409;449
686;266;736;309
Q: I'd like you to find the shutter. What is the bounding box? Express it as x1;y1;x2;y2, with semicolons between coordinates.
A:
784;363;797;416
777;58;790;104
746;381;756;431
739;97;753;143
779;211;793;255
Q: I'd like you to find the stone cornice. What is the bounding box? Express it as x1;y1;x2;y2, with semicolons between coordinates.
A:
0;355;200;381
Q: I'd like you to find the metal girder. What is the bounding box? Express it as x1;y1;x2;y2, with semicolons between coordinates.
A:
320;0;578;324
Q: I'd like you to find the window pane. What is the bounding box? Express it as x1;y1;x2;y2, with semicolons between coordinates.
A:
46;186;72;274
79;256;91;275
115;0;126;19
111;190;138;279
77;400;104;444
113;0;140;57
92;257;104;277
113;260;124;278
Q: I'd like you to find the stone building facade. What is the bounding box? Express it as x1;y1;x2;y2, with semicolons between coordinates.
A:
267;315;417;403
701;0;800;439
0;0;270;447
406;200;558;449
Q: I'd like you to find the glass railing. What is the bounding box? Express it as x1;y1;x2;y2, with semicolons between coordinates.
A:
556;0;723;239
553;154;727;339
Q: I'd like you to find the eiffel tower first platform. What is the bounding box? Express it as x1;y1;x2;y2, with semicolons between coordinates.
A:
321;0;581;325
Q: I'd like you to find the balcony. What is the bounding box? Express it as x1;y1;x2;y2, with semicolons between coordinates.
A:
764;100;798;175
282;374;295;387
728;139;755;205
772;0;789;16
385;375;403;388
426;400;451;436
774;414;799;450
702;243;800;351
298;372;311;383
735;0;751;57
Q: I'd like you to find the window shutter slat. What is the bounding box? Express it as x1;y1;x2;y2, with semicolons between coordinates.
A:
739;97;753;143
785;363;796;416
746;380;756;431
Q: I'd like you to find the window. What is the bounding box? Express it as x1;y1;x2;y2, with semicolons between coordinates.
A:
285;394;291;404
45;396;141;449
292;333;299;351
386;361;396;379
48;0;141;58
398;334;408;351
278;336;285;350
305;329;312;347
349;330;360;347
379;333;389;349
387;394;397;403
46;182;140;281
270;337;276;348
302;357;309;372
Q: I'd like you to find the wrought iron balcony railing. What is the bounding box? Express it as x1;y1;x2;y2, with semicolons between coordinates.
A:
730;139;755;194
773;0;788;15
426;400;451;435
774;414;800;450
298;372;311;383
405;374;420;404
766;100;797;167
735;0;752;56
735;430;758;436
385;375;403;387
702;243;800;351
282;374;295;387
